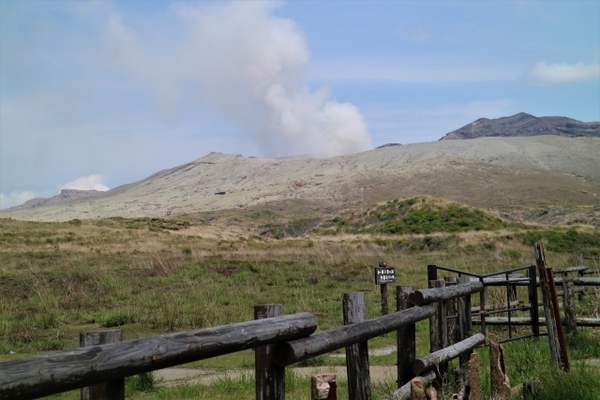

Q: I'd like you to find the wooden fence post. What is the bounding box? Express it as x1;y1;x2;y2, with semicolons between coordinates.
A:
343;292;371;400
255;304;285;400
562;277;577;334
80;330;124;400
457;277;473;368
534;243;563;370
444;277;458;346
466;352;481;400
397;286;416;387
489;334;511;400
428;280;447;382
311;374;337;400
546;268;570;372
528;265;540;338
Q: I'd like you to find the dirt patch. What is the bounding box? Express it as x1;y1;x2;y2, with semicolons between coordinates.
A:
154;346;399;387
154;366;398;387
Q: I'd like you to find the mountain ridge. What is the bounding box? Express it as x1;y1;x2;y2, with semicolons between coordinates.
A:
440;112;600;140
2;135;599;223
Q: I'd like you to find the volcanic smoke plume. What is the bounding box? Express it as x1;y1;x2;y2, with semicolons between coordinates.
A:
103;1;373;158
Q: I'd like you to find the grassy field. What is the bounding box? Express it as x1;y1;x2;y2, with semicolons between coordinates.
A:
1;198;599;399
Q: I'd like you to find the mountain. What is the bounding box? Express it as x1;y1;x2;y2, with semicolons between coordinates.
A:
2;135;599;225
6;189;104;211
440;113;600;140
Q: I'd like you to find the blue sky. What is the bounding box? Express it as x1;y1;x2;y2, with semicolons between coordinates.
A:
1;0;599;209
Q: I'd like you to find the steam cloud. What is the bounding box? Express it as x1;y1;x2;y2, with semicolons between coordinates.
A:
60;175;109;191
102;1;372;158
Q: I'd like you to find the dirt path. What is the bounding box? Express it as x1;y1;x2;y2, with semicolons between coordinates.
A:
154;365;398;387
154;346;398;387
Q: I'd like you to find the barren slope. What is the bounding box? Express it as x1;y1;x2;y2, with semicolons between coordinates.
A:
2;136;599;222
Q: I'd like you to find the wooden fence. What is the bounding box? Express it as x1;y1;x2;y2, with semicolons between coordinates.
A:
428;261;600;343
0;282;484;400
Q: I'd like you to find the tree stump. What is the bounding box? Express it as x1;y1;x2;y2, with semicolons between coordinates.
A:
489;334;510;400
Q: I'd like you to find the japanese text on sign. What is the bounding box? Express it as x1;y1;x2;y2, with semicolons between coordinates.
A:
374;267;395;285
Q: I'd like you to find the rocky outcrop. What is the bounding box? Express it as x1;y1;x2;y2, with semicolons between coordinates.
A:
440;112;600;140
7;189;103;211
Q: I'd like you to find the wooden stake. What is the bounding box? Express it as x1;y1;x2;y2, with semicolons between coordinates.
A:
343;292;371;400
489;334;510;400
311;374;337;400
80;330;124;400
255;305;285;400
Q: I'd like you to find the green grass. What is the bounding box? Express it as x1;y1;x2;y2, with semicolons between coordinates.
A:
0;213;599;399
317;197;510;236
473;331;600;400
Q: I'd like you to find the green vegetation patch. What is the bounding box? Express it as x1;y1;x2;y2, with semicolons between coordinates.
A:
518;227;600;254
321;197;508;235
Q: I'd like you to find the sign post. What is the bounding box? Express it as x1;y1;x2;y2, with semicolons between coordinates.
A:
374;261;396;315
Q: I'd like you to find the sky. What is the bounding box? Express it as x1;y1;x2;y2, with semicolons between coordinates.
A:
1;0;599;209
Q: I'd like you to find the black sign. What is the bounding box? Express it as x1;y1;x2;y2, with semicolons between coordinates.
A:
374;267;396;285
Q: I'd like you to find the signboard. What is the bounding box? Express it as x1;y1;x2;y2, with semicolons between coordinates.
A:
374;267;396;285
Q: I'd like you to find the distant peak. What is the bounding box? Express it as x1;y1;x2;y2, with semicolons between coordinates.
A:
440;112;599;140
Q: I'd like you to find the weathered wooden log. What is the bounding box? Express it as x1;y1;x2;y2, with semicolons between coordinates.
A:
273;305;435;366
255;305;285;400
489;334;510;400
576;318;600;326
553;277;600;286
457;277;473;368
426;387;438;400
472;317;600;327
311;374;337;400
343;292;371;400
535;243;562;370
412;333;485;375
410;379;428;400
0;313;317;400
444;278;458;346
466;275;530;286
410;282;483;306
432;279;449;381
562;278;577;334
469;300;517;315
547;268;570;371
466;352;480;400
553;265;589;274
397;286;416;387
409;378;437;400
393;371;437;400
80;330;124;400
555;286;587;297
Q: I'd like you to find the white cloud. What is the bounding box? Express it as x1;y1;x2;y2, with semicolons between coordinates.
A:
59;175;109;191
0;190;36;210
532;62;600;83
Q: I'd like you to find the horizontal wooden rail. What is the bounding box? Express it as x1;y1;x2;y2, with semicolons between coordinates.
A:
553;277;600;286
393;370;436;399
0;313;317;400
473;317;600;327
412;333;486;375
272;305;435;366
553;265;589;274
409;282;483;305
